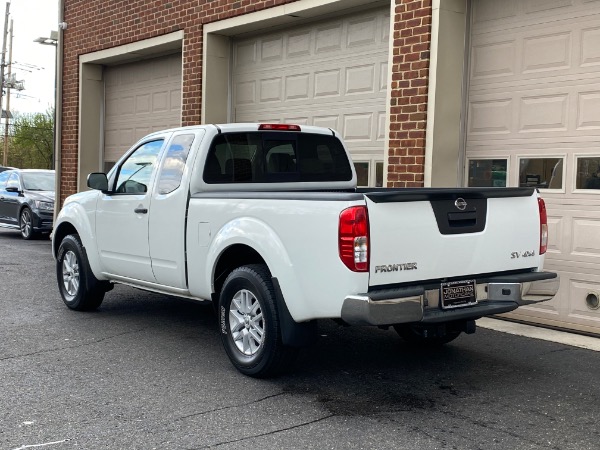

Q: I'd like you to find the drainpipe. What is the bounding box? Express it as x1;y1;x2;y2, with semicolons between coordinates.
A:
54;0;65;220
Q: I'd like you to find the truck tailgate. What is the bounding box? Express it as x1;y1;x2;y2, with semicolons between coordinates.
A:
365;188;541;287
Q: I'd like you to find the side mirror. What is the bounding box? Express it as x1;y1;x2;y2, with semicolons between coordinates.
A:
87;172;109;191
5;186;20;193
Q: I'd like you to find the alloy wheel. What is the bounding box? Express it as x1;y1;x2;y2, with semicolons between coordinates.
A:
20;209;32;238
62;250;80;300
228;289;265;356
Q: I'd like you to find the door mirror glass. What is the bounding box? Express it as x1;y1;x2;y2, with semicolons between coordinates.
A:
5;186;19;193
87;172;109;191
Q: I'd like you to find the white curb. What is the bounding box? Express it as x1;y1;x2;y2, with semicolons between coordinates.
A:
477;317;600;352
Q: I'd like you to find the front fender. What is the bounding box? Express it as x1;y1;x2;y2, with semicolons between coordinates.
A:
52;193;105;280
207;217;306;321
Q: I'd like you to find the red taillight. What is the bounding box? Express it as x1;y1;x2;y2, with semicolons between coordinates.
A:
339;206;369;272
258;123;301;131
538;197;548;255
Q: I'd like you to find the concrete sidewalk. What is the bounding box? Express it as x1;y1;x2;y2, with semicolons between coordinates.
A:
478;317;600;351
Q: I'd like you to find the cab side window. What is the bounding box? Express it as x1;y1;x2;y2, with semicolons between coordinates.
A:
114;140;164;194
0;171;10;189
156;134;195;195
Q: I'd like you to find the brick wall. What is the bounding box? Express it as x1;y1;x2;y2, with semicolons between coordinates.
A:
388;0;431;188
60;0;432;199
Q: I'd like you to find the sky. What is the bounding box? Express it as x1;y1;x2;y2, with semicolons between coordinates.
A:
3;0;58;115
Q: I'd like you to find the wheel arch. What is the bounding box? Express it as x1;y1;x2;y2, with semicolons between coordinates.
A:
212;244;266;296
52;221;78;258
210;243;316;348
52;201;105;280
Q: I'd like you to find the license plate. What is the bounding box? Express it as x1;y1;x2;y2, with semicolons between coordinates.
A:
440;280;477;309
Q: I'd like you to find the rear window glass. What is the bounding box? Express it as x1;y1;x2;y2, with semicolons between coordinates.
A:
203;132;352;184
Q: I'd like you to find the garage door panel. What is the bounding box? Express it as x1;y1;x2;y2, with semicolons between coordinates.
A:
232;7;388;169
313;114;339;130
234;59;387;107
469;0;600;333
314;69;341;97
519;94;569;132
577;91;600;129
468;81;600;141
104;53;182;164
581;26;600;66
315;22;343;53
572;217;600;256
471;19;600;89
547;215;565;254
261;36;284;62
568;278;600;323
471;41;516;80
285;73;311;101
522;31;571;74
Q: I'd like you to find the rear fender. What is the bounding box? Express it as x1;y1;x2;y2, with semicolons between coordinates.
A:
207;217;305;321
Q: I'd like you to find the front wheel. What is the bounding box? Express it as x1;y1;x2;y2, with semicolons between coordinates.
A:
56;234;107;311
218;264;298;377
19;207;35;240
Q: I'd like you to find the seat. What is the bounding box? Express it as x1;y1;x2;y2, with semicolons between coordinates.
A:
225;158;253;182
299;158;324;174
268;153;296;173
204;153;224;182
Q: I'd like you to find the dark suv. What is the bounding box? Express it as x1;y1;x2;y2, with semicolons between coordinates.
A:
0;169;55;239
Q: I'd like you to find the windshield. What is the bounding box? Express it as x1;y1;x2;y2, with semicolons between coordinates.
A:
22;172;55;191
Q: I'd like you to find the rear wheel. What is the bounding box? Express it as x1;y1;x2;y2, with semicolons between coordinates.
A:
19;207;35;240
394;323;462;346
56;234;107;311
218;264;298;377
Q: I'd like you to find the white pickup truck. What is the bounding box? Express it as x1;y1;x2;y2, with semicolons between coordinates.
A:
52;123;559;377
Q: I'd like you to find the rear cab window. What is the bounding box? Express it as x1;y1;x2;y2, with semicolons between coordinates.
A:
203;132;352;184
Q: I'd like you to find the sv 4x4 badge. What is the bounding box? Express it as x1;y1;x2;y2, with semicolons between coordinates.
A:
511;250;535;259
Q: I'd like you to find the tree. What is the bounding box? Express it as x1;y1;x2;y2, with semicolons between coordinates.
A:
4;109;54;169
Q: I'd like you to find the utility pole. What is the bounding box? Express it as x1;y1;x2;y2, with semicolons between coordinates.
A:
3;18;11;165
0;1;9;166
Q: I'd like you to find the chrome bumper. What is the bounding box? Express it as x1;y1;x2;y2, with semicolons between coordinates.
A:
341;273;560;326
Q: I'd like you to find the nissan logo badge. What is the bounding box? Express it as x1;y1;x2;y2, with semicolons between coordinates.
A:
455;198;467;210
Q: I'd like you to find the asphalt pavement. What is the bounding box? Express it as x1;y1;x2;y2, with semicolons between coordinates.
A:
1;227;599;450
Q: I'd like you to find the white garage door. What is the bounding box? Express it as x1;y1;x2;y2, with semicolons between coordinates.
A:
466;0;600;334
104;53;182;169
232;7;390;187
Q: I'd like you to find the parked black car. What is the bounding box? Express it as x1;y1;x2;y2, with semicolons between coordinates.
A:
0;166;16;173
0;169;55;239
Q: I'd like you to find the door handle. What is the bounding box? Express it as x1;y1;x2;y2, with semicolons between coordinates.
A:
0;196;4;200
134;207;148;214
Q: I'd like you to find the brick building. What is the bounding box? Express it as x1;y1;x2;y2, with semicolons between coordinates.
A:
57;0;600;334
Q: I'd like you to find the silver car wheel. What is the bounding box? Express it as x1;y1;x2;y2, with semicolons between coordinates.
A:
229;288;264;356
62;250;80;300
20;209;32;238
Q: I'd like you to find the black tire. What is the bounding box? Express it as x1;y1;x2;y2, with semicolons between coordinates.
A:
56;234;106;311
218;264;298;377
394;324;461;346
19;207;36;240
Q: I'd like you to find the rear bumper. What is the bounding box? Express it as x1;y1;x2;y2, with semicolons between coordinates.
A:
341;272;559;326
